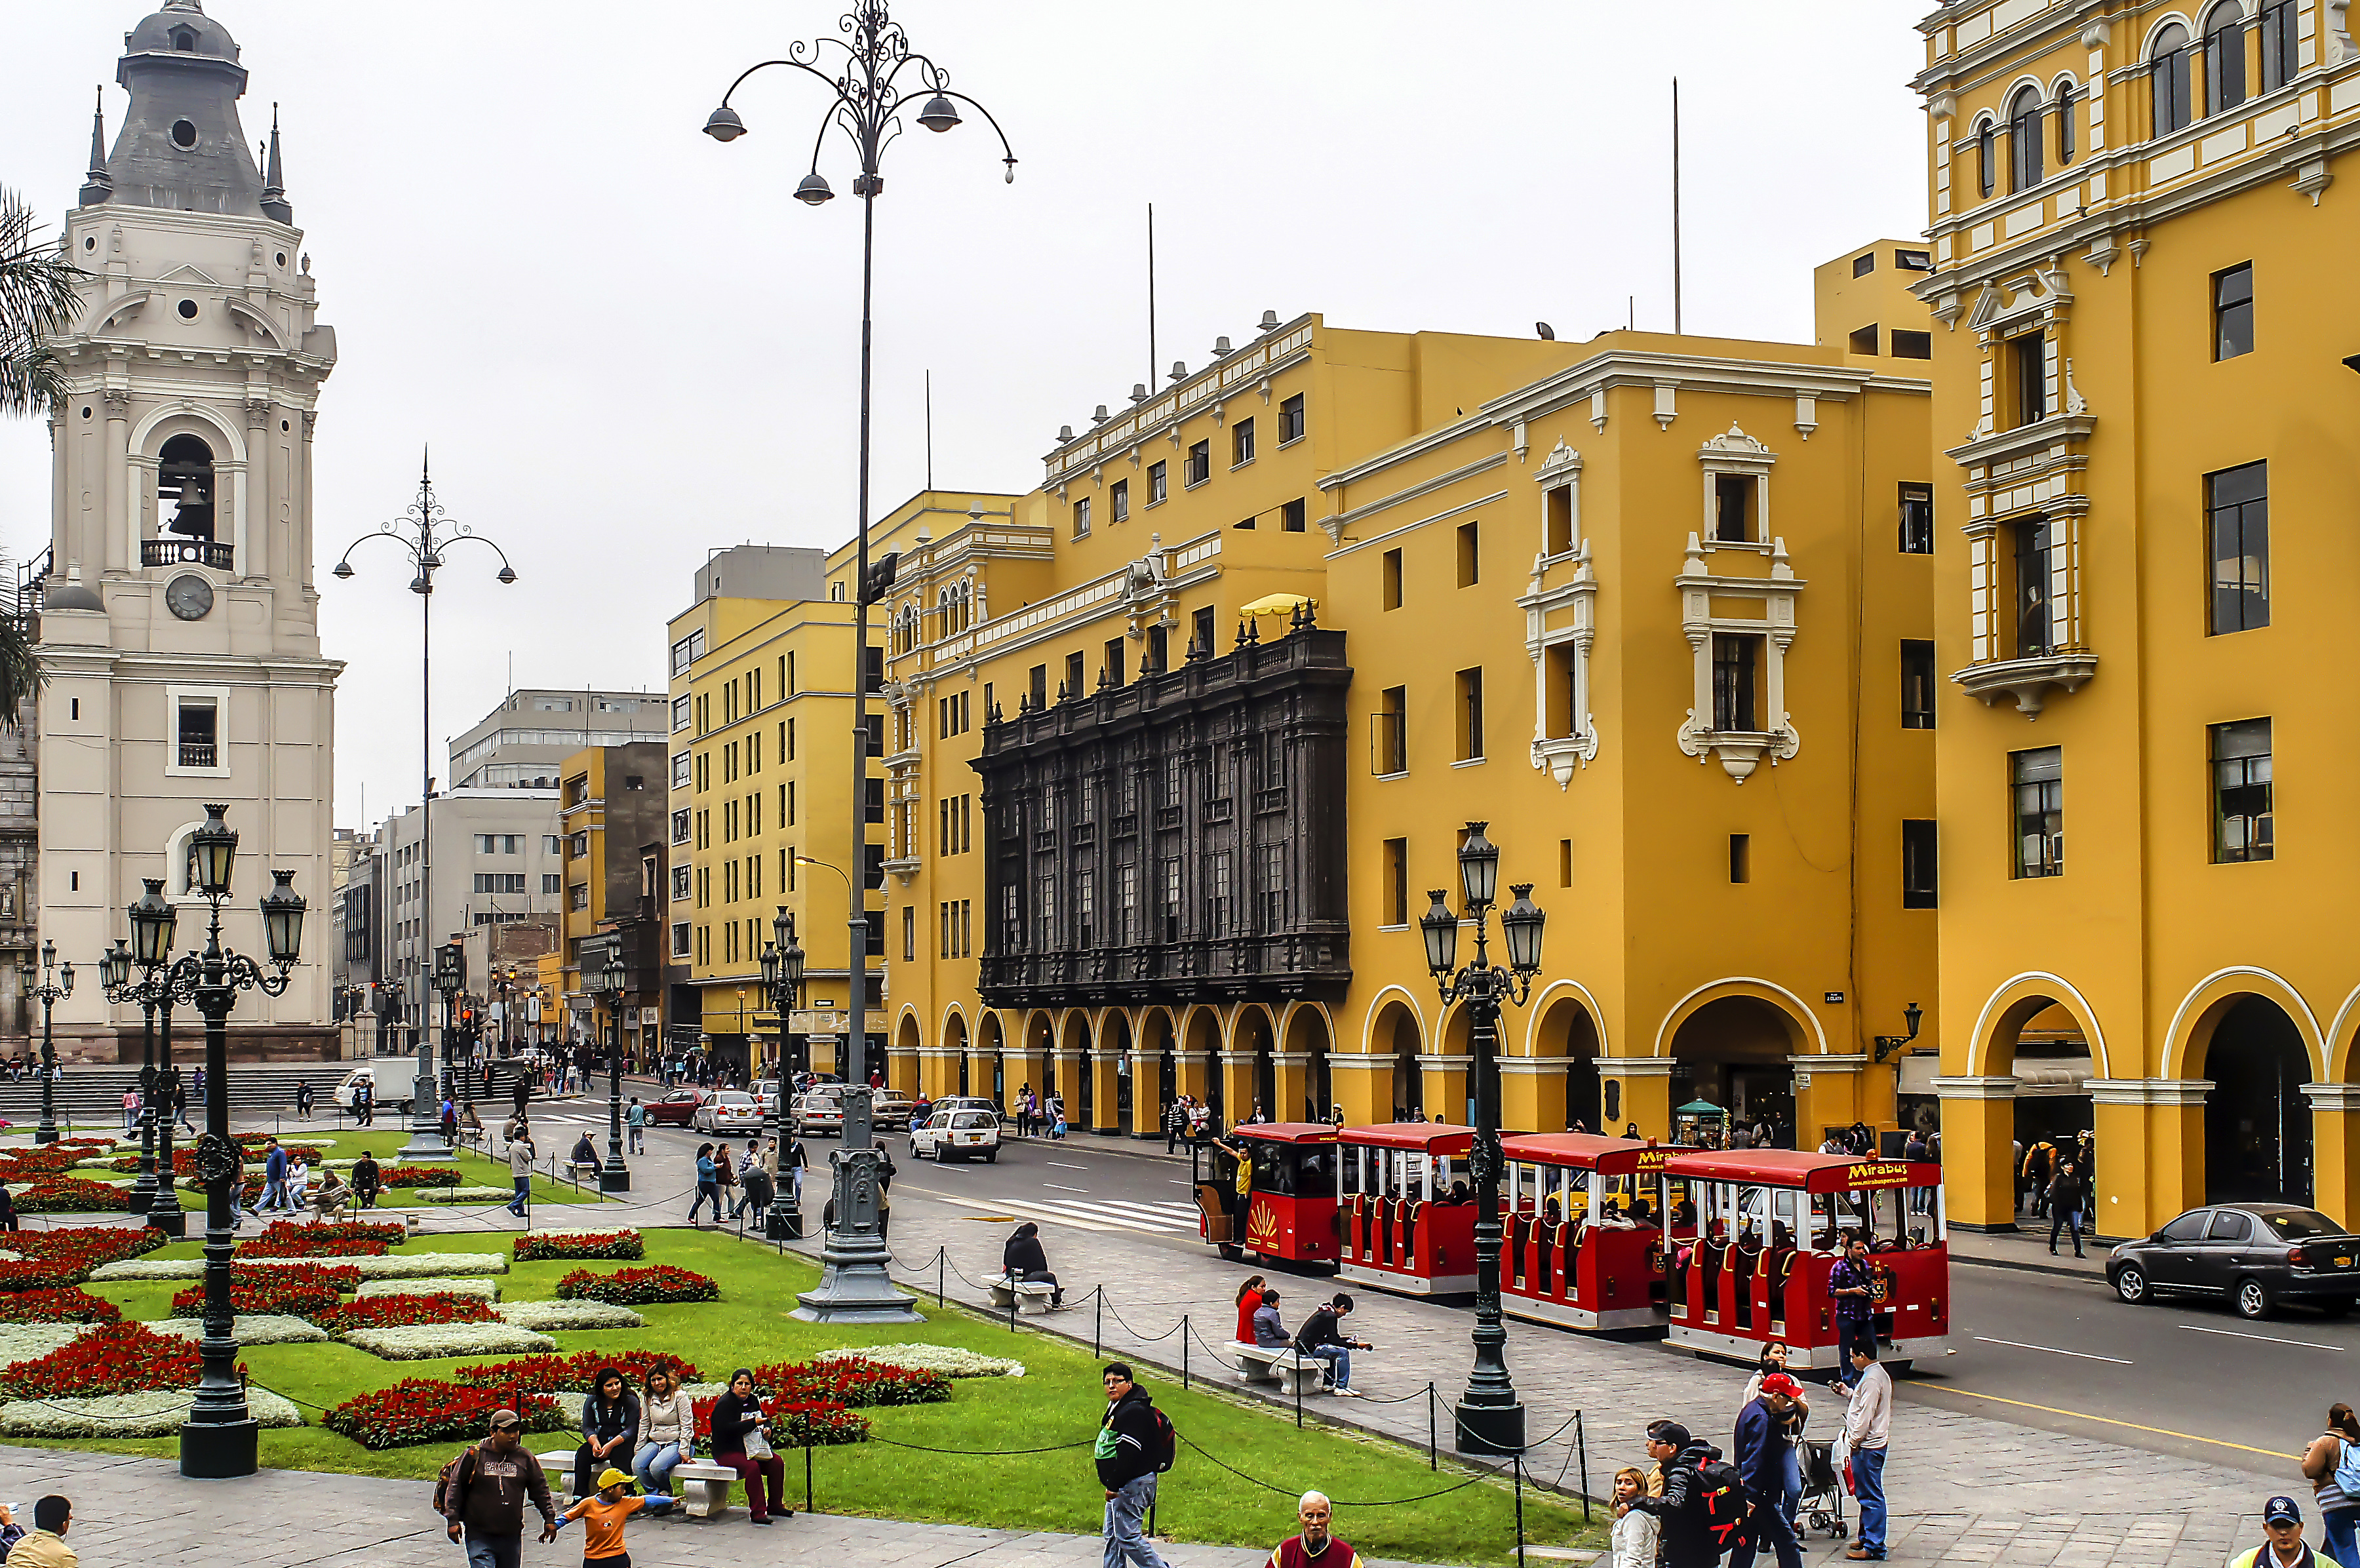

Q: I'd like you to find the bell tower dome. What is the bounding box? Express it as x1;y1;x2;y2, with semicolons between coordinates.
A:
105;1;268;217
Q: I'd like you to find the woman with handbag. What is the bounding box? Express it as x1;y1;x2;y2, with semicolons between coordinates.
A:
709;1367;789;1525
575;1366;640;1503
633;1363;692;1500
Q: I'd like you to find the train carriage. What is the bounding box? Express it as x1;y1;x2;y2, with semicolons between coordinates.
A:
1192;1122;1341;1265
1660;1148;1950;1372
1335;1123;1479;1295
1500;1132;1674;1332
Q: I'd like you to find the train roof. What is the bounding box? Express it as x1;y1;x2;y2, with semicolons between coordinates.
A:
1340;1122;1474;1152
1662;1148;1941;1192
1500;1131;1669;1173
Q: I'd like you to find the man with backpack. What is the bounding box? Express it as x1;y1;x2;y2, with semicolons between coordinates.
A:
439;1409;558;1568
1097;1362;1174;1568
1623;1420;1744;1568
1727;1375;1807;1568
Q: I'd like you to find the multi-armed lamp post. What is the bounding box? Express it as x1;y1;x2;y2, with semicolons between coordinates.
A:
22;942;71;1145
595;952;631;1192
760;905;805;1240
122;804;305;1479
703;0;1009;1325
1420;822;1546;1457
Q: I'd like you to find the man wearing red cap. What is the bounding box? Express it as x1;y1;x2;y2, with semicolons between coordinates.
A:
1726;1374;1805;1568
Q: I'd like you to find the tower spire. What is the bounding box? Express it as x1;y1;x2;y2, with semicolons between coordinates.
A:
79;87;112;207
259;102;291;224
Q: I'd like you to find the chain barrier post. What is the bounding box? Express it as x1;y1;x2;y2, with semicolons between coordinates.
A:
937;1247;945;1308
1093;1286;1103;1356
1008;1282;1018;1333
1294;1358;1302;1429
1428;1382;1438;1469
1514;1453;1527;1568
1575;1408;1591;1522
805;1438;814;1514
1182;1315;1189;1390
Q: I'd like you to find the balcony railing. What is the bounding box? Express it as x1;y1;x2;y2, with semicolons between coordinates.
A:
144;538;233;570
176;741;218;768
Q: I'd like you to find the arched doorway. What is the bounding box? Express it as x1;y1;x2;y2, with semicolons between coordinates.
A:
1371;998;1423;1120
1533;992;1602;1131
1186;1007;1224;1122
945;1011;971;1097
2009;1003;2093;1162
1061;1011;1093;1125
979;1011;1007;1107
1235;1006;1276;1121
894;1011;921;1096
1284;1006;1333;1123
1669;996;1803;1146
1103;1011;1135;1132
2203;996;2313;1204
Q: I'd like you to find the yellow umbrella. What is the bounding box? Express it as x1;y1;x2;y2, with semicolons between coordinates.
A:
1238;592;1316;618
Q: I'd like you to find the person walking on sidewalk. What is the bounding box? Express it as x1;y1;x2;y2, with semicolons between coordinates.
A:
295;1078;313;1120
441;1409;559;1568
2231;1496;2350;1568
2047;1160;2087;1257
1834;1344;1892;1561
1268;1491;1362;1568
625;1097;645;1155
258;1137;288;1213
1622;1421;1721;1568
1726;1373;1805;1568
2303;1404;2360;1568
688;1143;723;1225
120;1089;138;1139
1164;1096;1190;1154
505;1120;536;1219
1097;1362;1173;1568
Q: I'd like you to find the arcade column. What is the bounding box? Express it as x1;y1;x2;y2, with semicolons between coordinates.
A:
1500;1055;1569;1132
1417;1053;1471;1126
1596;1057;1676;1141
1791;1053;1868;1146
1325;1052;1388;1127
1268;1052;1311;1125
2304;1084;2360;1232
1930;1075;2019;1230
2089;1078;2208;1241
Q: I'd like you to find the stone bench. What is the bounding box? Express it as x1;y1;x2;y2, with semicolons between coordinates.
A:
673;1459;744;1519
1225;1341;1329;1397
988;1276;1058;1314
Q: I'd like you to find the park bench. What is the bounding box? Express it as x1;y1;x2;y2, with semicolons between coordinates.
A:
537;1449;581;1504
1223;1341;1329;1397
988;1274;1057;1314
671;1458;743;1519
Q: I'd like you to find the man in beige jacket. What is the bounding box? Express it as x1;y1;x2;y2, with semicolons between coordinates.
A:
6;1496;78;1568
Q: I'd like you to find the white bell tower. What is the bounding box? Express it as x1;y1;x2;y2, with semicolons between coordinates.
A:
35;0;339;1057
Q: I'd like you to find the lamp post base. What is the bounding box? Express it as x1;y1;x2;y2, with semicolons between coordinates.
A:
1452;1398;1527;1457
792;1255;923;1322
146;1206;187;1240
598;1166;631;1193
179;1416;260;1478
31;1127;56;1147
766;1204;803;1241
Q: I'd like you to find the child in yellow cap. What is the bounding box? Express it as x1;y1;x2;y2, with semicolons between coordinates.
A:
562;1467;671;1567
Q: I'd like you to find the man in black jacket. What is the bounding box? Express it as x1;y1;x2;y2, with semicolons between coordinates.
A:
1624;1421;1724;1568
1293;1294;1371;1398
1096;1363;1171;1568
1004;1221;1064;1308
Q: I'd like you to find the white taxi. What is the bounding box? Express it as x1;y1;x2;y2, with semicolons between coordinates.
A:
911;1107;1002;1164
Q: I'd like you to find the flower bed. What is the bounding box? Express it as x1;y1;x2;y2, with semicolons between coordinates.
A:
321;1377;566;1450
692;1394;869;1448
238;1219;404;1258
339;1323;556;1361
0;1145;117;1180
820;1343;1025;1379
144;1313;328;1346
452;1349;701;1396
0;1227;168;1292
494;1300;646;1332
168;1265;351;1321
90;1251;505;1284
14;1177;130;1213
313;1293;495;1334
0;1288;119;1325
0;1322;201;1398
555;1264;716;1305
378;1166;462;1188
514;1228;642;1263
355;1276;498;1301
0;1386;301;1438
750;1356;951;1409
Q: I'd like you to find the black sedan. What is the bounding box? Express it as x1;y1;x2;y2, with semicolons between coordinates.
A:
2107;1202;2360;1319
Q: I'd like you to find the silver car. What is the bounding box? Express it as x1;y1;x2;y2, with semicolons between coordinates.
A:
692;1091;762;1133
795;1089;846;1137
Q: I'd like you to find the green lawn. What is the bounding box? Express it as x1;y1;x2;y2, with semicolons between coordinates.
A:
28;1229;1597;1565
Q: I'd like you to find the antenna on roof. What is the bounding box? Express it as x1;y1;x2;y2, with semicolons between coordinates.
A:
925;369;934;492
1672;78;1684;335
1147;202;1158;395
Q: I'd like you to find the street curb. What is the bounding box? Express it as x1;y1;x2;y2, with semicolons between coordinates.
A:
1950;1251;2107;1284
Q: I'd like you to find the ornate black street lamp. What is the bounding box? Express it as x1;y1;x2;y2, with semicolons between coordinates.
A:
705;0;1010;1326
760;905;804;1239
596;953;630;1192
329;455;516;1159
124;879;187;1237
132;804;304;1479
1421;821;1546;1456
22;941;73;1145
100;939;154;1213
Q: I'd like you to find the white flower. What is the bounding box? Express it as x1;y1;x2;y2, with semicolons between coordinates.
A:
340;1323;557;1360
818;1343;1027;1378
0;1386;304;1438
140;1314;328;1346
407;1187;524;1204
356;1276;499;1301
0;1323;92;1362
522;1226;644;1242
496;1301;646;1331
90;1251;510;1284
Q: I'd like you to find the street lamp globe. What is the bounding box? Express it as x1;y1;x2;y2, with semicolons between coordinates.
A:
260;870;305;966
782;930;805;990
1500;883;1546;977
1419;890;1459;977
57;962;73;999
496;565;517;585
772;904;795;959
760;942;779;991
916;94;961;132
102;939;132;992
330;560;354;579
1457;821;1499;911
130;878;178;967
794;171;836;206
703;104;747;142
190;804;238;898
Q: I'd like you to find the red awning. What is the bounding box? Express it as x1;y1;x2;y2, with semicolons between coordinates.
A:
1662;1148;1941;1193
1341;1122;1474;1153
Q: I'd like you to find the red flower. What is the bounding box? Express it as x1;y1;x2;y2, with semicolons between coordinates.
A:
513;1229;644;1263
452;1349;701;1396
238;1219;404;1259
0;1226;166;1290
0;1322;201;1398
14;1177;130;1213
691;1392;869;1447
323;1377;568;1451
0;1287;121;1324
554;1264;717;1305
312;1293;495;1333
377;1166;462;1188
746;1357;951;1408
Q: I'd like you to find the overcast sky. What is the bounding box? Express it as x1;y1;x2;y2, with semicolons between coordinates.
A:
0;1;1927;829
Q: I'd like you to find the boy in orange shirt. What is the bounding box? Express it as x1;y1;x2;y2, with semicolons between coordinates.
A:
562;1467;670;1567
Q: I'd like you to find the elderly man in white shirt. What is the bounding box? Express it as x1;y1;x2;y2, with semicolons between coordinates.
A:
1834;1345;1893;1561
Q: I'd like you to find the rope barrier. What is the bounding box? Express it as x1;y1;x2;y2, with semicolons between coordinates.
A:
868;1432;1093;1456
1174;1431;1495;1507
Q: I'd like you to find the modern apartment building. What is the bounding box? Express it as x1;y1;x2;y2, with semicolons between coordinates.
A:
451;689;667;790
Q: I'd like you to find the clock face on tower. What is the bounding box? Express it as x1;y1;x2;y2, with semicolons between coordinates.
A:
165;574;214;621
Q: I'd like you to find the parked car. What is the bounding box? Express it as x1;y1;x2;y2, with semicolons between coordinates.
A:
692;1090;763;1135
869;1091;918;1131
933;1097;1002;1118
912;1108;1002;1164
749;1079;781;1117
643;1088;706;1127
795;1088;845;1137
2108;1202;2360;1318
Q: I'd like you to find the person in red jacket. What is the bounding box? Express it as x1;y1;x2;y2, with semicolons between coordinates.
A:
1268;1491;1362;1568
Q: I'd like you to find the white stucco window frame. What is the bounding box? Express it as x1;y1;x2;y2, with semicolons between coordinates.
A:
163;683;231;779
1521;439;1598;786
1697;425;1779;550
1673;533;1805;784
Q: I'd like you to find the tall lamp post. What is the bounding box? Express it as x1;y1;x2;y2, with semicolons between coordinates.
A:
596;953;630;1192
1420;821;1545;1456
330;454;517;1160
22;941;73;1145
128;803;305;1479
121;880;187;1237
760;906;804;1240
705;0;1010;1326
99;939;156;1213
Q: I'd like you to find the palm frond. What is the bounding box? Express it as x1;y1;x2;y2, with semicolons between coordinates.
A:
0;186;88;421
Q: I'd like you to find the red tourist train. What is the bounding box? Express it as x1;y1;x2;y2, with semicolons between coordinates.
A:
1194;1120;1951;1369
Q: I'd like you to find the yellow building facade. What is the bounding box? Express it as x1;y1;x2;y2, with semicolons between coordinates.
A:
1914;0;2360;1233
875;282;1942;1145
555;742;667;1068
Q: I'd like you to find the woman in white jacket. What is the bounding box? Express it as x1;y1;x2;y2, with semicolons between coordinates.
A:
1610;1467;1660;1568
633;1363;695;1499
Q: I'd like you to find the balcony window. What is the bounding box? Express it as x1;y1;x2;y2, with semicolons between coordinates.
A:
2211;718;2273;863
2012;746;2064;878
1710;634;1760;732
2207;461;2269;635
175;697;218;770
1898;482;1934;554
2013;518;2053;658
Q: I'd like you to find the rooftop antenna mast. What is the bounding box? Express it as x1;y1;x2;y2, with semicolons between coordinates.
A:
924;369;934;492
1147;203;1158;393
1672;78;1684;335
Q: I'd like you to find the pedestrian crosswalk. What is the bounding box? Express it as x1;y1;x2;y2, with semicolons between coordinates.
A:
913;1187;1201;1238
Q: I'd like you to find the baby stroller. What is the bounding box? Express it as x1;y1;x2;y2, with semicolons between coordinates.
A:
1798;1439;1848;1540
